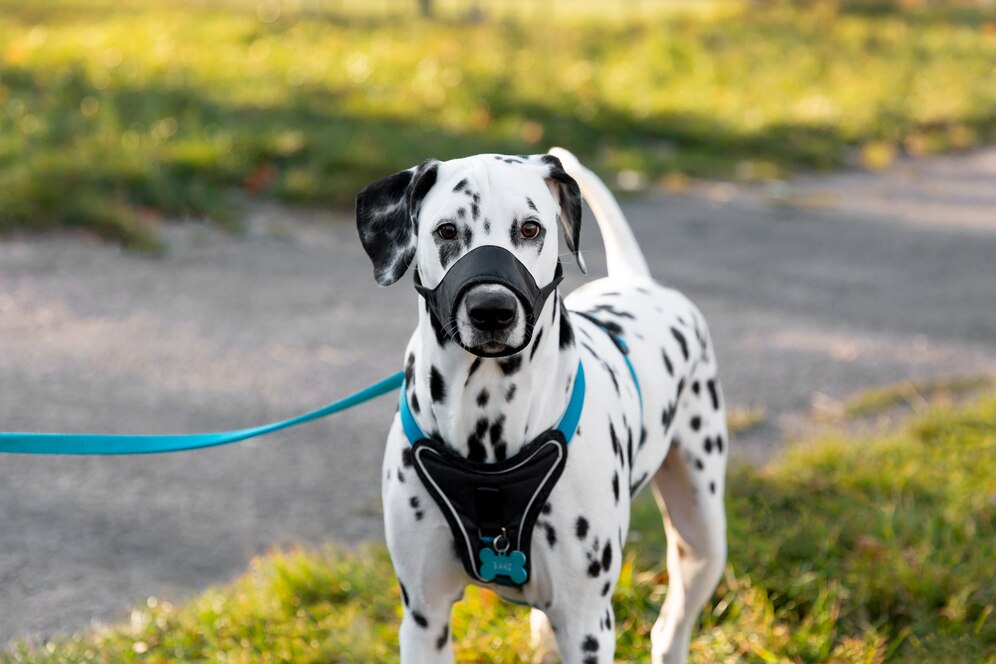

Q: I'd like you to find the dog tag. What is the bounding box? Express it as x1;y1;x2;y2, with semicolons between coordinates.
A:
479;548;528;585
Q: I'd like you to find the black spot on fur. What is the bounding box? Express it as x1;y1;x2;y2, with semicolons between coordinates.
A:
609;422;623;463
709;481;716;494
601;581;611;596
429;366;446;403
505;384;517;402
626;428;634;469
583;635;599;652
591;317;624;336
576;516;589;539
499;355;522;375
410;393;420;415
671;327;689;360
694;457;705;471
630;472;648;497
707;379;720;410
405;353;416;385
704;437;713;454
465;358;481;385
402;447;413;467
412;611;429;628
435;231;461;269
526;196;538;212
559;302;575;349
397;469;405;483
716;435;725;454
467;418;488;462
661;349;674;376
602;541;612;571
541;502;552;515
490;416;507;461
529;327;545;361
690;416;702;431
453;178;469;193
399;581;410;607
428;306;450;347
476;389;489;407
662;402;676;431
692;380;700;395
588;303;636;319
409;496;420;509
587;560;602;577
611;472;619;502
541;522;557;547
436;624;449;650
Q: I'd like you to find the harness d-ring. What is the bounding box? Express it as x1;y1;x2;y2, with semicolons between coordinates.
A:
492;528;511;553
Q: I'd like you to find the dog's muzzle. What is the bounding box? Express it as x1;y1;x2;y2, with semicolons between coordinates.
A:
414;246;563;358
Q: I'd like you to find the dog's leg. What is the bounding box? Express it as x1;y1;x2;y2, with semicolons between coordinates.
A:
396;574;462;664
545;601;616;664
530;608;559;661
650;378;728;664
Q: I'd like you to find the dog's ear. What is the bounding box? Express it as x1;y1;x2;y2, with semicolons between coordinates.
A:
538;154;586;273
356;159;440;286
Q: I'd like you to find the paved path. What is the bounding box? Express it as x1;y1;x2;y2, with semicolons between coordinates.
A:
1;149;994;645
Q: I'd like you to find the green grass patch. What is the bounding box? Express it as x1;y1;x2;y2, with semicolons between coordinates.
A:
843;374;995;418
6;391;993;662
1;1;994;247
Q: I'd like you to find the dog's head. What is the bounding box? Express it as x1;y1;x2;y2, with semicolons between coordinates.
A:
356;153;584;357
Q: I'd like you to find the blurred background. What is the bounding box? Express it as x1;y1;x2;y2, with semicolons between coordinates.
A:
1;0;994;248
1;1;994;661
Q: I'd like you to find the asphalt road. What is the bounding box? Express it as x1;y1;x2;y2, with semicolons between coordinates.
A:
1;149;994;645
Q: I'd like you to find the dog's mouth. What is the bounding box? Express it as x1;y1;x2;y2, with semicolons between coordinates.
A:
469;339;512;355
454;284;528;357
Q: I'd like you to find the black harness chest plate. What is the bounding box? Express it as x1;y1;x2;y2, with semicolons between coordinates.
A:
410;431;569;588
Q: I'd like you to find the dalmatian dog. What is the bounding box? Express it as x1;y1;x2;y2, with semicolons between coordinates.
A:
355;148;727;663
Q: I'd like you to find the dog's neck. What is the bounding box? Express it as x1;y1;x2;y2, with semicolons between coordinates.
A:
405;292;578;461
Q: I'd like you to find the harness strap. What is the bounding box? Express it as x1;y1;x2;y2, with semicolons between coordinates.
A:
399;360;585;446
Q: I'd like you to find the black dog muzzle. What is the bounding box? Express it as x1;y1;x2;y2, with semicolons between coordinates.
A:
414;246;563;357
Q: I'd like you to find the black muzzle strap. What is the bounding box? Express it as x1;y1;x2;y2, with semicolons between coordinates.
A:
413;246;562;356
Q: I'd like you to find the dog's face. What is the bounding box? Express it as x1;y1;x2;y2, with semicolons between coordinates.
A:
356;154;584;356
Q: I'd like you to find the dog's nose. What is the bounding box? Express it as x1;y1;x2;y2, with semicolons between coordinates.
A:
466;290;517;331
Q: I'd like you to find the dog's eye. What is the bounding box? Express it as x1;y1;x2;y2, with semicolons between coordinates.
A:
435;223;458;240
520;221;541;239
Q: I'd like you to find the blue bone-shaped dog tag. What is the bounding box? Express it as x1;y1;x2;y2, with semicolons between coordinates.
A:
479;548;528;585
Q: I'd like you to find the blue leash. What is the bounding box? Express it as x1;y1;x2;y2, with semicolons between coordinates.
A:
0;319;637;456
0;372;404;456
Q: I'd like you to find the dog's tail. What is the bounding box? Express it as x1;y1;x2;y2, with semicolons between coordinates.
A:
548;147;651;280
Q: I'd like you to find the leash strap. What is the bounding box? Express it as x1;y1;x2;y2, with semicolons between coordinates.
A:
0;372;404;456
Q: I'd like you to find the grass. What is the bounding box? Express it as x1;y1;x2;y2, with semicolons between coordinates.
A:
843;374;995;418
727;405;767;435
1;1;995;248
6;391;993;663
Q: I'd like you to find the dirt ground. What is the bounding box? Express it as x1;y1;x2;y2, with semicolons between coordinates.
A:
1;148;994;645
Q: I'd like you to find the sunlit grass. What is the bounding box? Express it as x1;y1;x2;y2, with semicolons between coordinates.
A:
6;391;993;662
1;0;994;247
